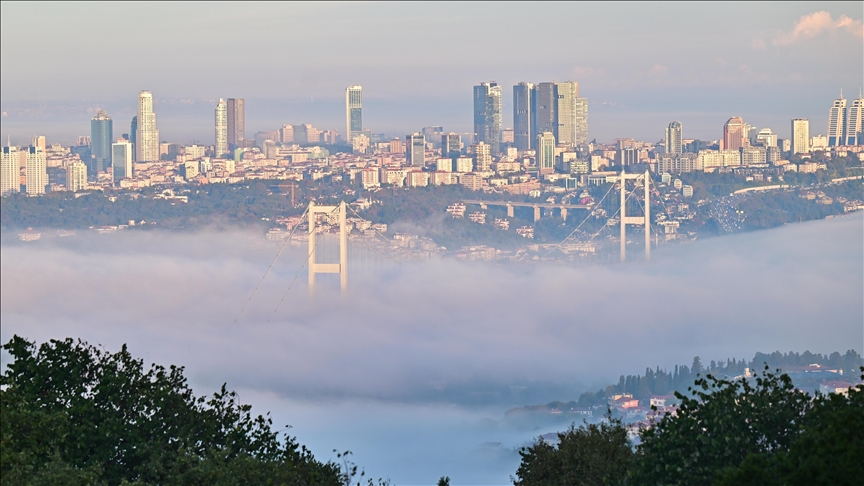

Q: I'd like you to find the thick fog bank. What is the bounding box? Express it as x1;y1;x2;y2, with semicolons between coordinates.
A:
1;213;861;483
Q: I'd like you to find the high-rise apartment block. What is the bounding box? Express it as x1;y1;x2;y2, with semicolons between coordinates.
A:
845;91;863;146
112;139;134;181
474;142;492;172
346;86;363;143
407;132;425;167
1;145;20;196
537;131;556;173
215;99;228;156
574;98;588;145
791;119;810;155
25;145;47;195
665;121;683;155
226;98;245;150
66;160;87;192
723;117;746;151
135;91;159;162
513;82;536;151
90;110;113;175
473;82;502;154
389;138;403;155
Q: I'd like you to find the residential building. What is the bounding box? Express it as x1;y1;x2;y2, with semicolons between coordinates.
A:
25;145;47;195
227;98;245;150
112;139;134;181
455;157;473;173
537;131;556;173
389;138;404;154
474;142;492;171
135;91;159;162
791;119;810;155
827;91;846;147
656;153;699;173
436;158;453;172
741;146;767;165
513;82;536;151
407;132;425;167
1;145;20;195
754;127;777;147
697;150;741;169
574;97;588;145
474;82;502;154
845;91;863;145
215;99;228;157
66;160;87;192
665;121;682;155
346;86;363;142
90;110;113;175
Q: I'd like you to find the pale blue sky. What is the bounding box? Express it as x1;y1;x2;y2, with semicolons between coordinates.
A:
2;2;862;143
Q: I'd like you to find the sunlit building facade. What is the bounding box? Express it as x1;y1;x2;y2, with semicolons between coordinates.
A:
25;145;47;195
1;145;20;195
791;119;810;155
827;92;846;147
665;121;682;155
136;91;159;162
215;99;228;156
723;117;746;151
845;92;863;146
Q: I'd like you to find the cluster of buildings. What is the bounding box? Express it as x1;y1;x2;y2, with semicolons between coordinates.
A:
1;86;861;199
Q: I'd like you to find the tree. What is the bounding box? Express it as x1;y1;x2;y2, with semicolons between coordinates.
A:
513;414;633;486
0;335;342;485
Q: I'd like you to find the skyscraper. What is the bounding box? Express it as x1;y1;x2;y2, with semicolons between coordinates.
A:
346;86;363;143
723;117;746;151
136;91;159;162
90;110;113;175
556;81;578;146
442;132;461;159
407;132;425;167
1;145;20;196
473;82;502;154
130;116;137;160
574;97;588;145
66;161;87;192
226;98;245;150
513;82;536;151
844;91;863;146
25;145;47;195
535;83;558;140
537;132;556;173
791;119;810;155
112;139;134;182
665;121;683;155
827;91;846;147
215;99;228;156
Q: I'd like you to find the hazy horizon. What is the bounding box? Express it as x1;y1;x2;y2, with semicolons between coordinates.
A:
2;2;862;145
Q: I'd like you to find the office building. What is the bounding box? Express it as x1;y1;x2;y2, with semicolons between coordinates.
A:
226;98;245;150
442;132;461;158
845;91;863;145
473;82;502;154
346;86;363;142
754;128;777;147
556;81;578;146
513;82;536;151
130;116;137;159
90;110;113;175
135;91;159;162
25;145;47;195
112;139;134;181
474;142;492;171
34;136;46;151
215;99;228;156
407;132;425;167
665;121;683;155
536;82;558;140
723;117;746;151
537;131;556;172
1;145;20;195
791;119;810;155
422;126;443;149
66;160;87;192
827;91;846;147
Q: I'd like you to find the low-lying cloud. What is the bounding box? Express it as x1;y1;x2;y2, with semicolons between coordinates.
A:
2;214;861;483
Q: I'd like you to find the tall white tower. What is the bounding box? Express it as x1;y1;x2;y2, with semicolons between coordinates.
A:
25;145;47;195
1;144;20;196
827;90;846;147
665;121;683;155
346;86;362;143
136;91;159;162
791;119;810;155
845;90;863;146
215;99;228;156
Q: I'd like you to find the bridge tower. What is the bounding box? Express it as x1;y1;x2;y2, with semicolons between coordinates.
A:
619;170;651;262
307;201;348;293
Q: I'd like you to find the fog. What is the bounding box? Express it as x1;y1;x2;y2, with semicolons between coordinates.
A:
1;213;862;483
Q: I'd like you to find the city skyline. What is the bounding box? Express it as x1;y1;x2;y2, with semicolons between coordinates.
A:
1;3;861;144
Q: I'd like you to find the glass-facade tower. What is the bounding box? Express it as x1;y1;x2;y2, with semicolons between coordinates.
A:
473;82;502;154
90;110;113;175
346;86;363;143
513;82;536;151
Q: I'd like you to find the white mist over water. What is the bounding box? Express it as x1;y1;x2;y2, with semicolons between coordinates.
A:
1;213;862;484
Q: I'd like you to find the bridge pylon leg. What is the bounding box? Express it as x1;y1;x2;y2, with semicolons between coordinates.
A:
561;207;568;221
507;204;514;218
533;206;541;222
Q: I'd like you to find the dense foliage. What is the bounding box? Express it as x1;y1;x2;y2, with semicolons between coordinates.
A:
513;368;863;486
0;336;343;486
